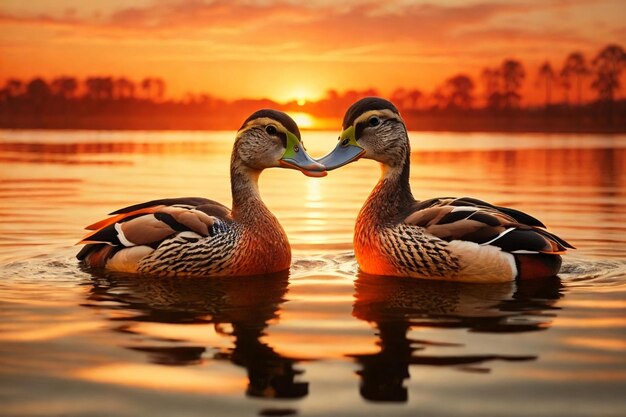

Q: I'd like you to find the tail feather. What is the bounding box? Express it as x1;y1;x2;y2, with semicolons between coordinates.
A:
514;254;562;280
77;244;116;268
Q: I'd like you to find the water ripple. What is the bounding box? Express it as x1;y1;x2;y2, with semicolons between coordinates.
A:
560;259;626;287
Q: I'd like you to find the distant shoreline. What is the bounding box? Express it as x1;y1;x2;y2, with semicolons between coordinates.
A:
1;126;625;135
2;113;624;134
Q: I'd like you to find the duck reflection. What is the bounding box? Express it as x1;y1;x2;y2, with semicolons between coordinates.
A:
349;274;563;402
83;269;308;399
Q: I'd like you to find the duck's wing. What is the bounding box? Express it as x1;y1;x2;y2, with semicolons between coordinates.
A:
77;197;233;268
404;197;574;254
411;197;547;227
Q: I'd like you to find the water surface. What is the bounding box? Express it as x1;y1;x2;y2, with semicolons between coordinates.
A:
1;130;625;417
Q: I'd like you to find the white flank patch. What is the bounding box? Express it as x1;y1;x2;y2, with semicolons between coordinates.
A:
511;250;539;254
446;240;516;282
114;223;135;247
106;246;153;273
503;252;518;278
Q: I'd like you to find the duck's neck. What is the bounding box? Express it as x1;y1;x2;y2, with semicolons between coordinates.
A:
361;148;414;223
229;155;291;274
230;160;272;223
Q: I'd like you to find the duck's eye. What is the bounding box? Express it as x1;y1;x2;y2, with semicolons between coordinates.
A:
265;125;277;135
368;117;381;127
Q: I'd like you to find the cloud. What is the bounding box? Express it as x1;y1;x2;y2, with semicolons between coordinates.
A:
0;0;621;99
0;0;544;67
0;1;527;42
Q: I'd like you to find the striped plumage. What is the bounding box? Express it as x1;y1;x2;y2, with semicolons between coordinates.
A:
77;110;325;276
319;97;574;283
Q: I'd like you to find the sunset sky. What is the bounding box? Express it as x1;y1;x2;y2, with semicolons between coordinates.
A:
0;0;624;104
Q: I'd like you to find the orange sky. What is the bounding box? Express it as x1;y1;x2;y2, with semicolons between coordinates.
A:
0;0;624;104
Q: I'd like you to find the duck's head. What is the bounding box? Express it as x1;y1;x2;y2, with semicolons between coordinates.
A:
318;97;408;170
235;109;326;177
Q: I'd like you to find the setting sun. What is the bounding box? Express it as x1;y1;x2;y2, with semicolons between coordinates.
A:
288;112;316;130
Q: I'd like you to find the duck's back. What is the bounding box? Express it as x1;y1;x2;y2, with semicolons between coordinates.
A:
355;196;573;282
77;197;291;276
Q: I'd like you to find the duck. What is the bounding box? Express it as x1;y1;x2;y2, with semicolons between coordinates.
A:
77;109;326;276
317;97;574;283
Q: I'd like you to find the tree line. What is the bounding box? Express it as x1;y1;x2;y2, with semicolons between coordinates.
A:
387;44;625;111
0;44;624;132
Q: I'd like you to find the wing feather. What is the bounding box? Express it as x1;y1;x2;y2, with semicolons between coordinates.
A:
120;214;177;245
404;198;574;255
109;197;224;215
411;197;546;227
77;197;233;265
85;206;163;230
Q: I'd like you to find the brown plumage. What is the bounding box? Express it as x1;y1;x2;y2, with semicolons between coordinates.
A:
320;97;574;282
77;110;325;276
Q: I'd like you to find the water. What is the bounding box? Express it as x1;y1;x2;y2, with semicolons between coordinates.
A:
1;130;625;417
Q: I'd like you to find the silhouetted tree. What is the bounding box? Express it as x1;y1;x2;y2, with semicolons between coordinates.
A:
114;77;136;99
4;79;25;97
406;89;422;109
390;88;422;110
51;76;78;99
26;78;52;101
326;89;339;101
591;44;626;125
140;78;152;99
591;44;626;102
391;88;407;108
445;74;475;110
154;78;165;101
536;61;557;108
430;87;446;110
141;77;166;101
501;59;525;109
560;52;590;106
24;78;52;118
85;77;114;100
481;67;501;110
343;89;361;105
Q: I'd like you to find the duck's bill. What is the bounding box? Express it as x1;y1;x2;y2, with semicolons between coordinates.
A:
316;142;365;171
280;157;327;177
279;131;327;177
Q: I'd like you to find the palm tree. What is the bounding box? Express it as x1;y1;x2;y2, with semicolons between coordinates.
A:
536;61;557;108
501;59;525;109
591;44;626;102
445;74;475;110
560;52;590;106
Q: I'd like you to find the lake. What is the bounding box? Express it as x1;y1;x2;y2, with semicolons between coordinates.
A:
1;130;625;417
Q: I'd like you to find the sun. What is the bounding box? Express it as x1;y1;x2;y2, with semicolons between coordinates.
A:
286;86;320;106
288;111;316;129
